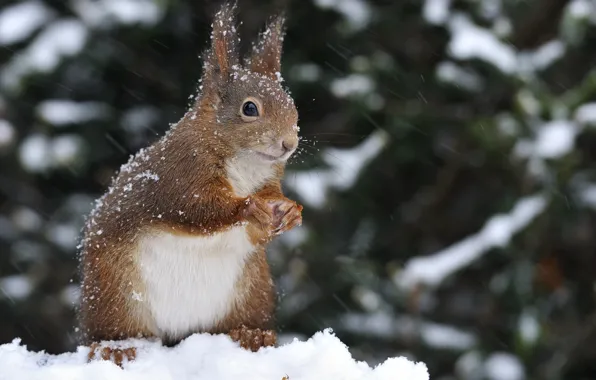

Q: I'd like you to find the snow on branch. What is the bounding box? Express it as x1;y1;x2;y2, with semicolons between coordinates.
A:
395;193;548;290
0;329;429;380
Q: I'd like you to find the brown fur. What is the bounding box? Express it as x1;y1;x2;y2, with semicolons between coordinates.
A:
78;2;301;358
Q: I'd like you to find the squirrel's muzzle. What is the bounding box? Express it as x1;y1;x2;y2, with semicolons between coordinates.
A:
281;137;297;155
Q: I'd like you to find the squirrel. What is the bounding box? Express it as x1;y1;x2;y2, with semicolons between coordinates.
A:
77;2;303;365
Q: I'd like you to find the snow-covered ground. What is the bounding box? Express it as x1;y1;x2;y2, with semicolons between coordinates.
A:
0;329;429;380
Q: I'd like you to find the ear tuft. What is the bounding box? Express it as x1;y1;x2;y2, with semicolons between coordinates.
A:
249;14;286;81
202;2;240;87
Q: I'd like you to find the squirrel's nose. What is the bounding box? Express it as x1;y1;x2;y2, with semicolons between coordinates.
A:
281;139;297;153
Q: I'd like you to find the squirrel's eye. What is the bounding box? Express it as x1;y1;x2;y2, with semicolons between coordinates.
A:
242;101;259;117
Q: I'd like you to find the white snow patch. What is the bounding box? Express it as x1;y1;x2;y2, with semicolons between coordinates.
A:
330;74;375;98
46;223;80;250
517;40;565;76
18;133;85;172
496;113;520;137
493;17;512;37
37;100;110;126
395;193;548;289
98;0;163;25
447;14;517;74
350;55;370;71
71;0;165;28
524;40;565;71
291;63;322;82
456;351;483;379
0;329;429;380
436;61;483;91
0;1;53;46
365;93;385;111
324;130;388;189
575;103;596;125
352;287;381;311
567;0;593;19
1;19;88;91
518;309;540;345
278;226;309;249
341;311;476;350
121;106;159;132
534;121;578;159
421;326;474;350
60;284;81;306
341;311;394;337
51;134;85;166
11;207;43;232
577;183;596;209
287;168;328;208
0;119;16;148
420;322;477;350
513;120;580;161
484;352;525;380
19;134;51;173
277;332;309;346
0;275;33;300
423;0;451;25
516;90;541;116
313;0;372;31
441;12;562;76
287;129;389;208
479;0;502;19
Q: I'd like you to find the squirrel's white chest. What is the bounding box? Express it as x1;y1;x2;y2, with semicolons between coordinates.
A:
136;225;254;339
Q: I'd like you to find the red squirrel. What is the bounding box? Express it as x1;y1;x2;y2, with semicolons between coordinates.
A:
77;3;303;364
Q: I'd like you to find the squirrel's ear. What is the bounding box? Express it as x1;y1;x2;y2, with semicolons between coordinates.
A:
202;3;240;88
249;14;285;81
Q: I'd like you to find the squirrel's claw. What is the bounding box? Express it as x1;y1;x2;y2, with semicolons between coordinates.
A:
244;196;302;241
272;200;302;235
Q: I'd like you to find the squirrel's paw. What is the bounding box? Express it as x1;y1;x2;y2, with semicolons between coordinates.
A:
271;199;303;235
243;197;273;231
88;342;136;367
229;325;277;352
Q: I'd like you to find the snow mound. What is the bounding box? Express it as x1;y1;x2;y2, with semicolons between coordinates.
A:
0;329;429;380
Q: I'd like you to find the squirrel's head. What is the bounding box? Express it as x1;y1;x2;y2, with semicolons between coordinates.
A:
192;3;299;164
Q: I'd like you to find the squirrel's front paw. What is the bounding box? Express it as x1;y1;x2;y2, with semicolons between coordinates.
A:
242;197;273;231
271;199;303;235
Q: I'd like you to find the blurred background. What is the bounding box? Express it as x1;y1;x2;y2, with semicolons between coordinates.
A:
2;0;596;379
